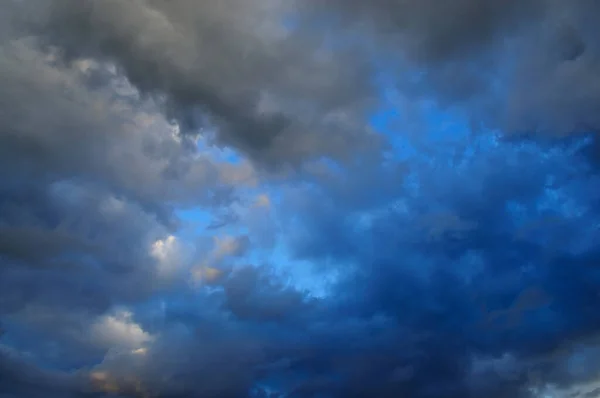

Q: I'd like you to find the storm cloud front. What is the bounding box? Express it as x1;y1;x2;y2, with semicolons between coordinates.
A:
2;1;600;397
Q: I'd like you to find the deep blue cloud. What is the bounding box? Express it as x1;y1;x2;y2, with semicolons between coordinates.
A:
2;1;600;398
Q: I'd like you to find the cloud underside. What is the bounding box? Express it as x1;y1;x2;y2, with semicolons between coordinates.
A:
1;1;600;397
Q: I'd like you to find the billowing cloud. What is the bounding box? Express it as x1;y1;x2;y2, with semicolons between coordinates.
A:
2;1;600;398
9;0;382;168
302;1;600;140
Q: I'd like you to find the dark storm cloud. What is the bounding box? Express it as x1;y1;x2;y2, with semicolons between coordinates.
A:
220;266;313;323
0;7;264;393
0;38;249;209
0;5;260;319
304;0;540;61
9;0;382;168
274;135;600;397
301;0;600;140
2;0;600;397
0;344;89;398
10;0;600;165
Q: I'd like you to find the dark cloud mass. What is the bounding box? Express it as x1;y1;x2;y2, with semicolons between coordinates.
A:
2;1;600;397
304;0;600;137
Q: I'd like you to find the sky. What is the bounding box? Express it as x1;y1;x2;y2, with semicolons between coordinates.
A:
2;1;600;397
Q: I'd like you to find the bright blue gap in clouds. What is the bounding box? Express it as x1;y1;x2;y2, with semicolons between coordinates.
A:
178;128;337;296
371;71;475;168
216;147;242;164
196;138;243;164
174;207;212;240
370;107;418;162
174;138;245;238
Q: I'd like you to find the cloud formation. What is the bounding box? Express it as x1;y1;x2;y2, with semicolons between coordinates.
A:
304;0;600;138
2;1;600;398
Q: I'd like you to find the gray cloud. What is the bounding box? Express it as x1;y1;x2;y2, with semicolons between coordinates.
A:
220;266;313;322
9;0;382;168
301;0;600;141
2;1;600;397
0;343;89;398
9;0;600;163
0;38;251;208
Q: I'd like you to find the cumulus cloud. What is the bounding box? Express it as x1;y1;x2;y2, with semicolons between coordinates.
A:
302;0;600;140
10;0;382;168
90;309;154;351
2;0;600;397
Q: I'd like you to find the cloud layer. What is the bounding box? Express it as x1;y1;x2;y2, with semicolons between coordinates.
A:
2;1;600;398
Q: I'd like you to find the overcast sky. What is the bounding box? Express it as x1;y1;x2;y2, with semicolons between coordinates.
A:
2;1;600;397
